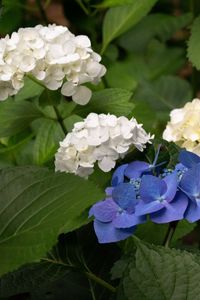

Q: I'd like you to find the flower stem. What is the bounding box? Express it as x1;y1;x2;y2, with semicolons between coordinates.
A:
42;257;116;293
35;0;48;25
53;105;67;135
163;221;178;248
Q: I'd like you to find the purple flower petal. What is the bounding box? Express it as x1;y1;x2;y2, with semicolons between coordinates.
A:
91;199;118;222
124;161;150;180
140;175;167;203
180;163;200;199
150;192;188;224
163;172;178;202
135;200;164;216
112;182;136;210
179;150;200;169
93;220;136;243
113;212;146;228
111;164;128;186
184;199;200;222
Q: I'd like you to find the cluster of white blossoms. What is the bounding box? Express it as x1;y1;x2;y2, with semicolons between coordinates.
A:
163;98;200;155
55;113;153;177
0;24;106;104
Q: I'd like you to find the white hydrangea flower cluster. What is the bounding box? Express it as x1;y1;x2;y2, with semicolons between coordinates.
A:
55;113;153;177
0;24;106;104
163;98;200;155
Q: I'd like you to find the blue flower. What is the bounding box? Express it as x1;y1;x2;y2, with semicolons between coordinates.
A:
135;172;188;223
180;163;200;222
89;182;145;243
179;150;200;169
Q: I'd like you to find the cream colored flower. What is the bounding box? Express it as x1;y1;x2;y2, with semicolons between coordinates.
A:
163;98;200;155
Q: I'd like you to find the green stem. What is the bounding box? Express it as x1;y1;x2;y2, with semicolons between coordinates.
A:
26;74;46;89
42;258;116;293
35;0;48;24
163;221;178;248
53;105;67;135
75;0;90;15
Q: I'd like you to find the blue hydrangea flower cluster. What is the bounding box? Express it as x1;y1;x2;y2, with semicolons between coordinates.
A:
89;150;200;243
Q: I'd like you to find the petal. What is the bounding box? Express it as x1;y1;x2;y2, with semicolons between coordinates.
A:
61;81;76;96
91;199;118;222
93;220;136;243
98;157;116;172
72;86;92;105
111;164;128;186
180;163;200;198
135;200;164;216
112;183;136;210
113;212;146;228
151;192;188;224
185;200;200;222
124;161;150;180
179;150;200;169
140;175;167;203
163;172;178;202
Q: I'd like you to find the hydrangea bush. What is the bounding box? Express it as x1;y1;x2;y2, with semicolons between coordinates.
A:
1;1;200;299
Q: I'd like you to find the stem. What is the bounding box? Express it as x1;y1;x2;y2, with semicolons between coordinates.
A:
26;74;46;89
85;271;116;293
163;221;178;248
75;0;90;15
42;258;116;293
53;105;67;135
35;0;48;24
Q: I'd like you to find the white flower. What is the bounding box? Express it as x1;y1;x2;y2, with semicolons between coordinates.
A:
55;113;153;177
0;24;106;103
163;98;200;155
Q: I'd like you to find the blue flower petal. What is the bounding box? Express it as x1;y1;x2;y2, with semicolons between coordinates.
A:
113;212;146;228
163;172;178;202
111;164;128;186
150;192;188;224
179;150;200;169
180;163;200;199
140;175;167;203
91;199;118;222
184;200;200;222
93;220;136;243
124;161;150;180
135;200;164;216
112;182;136;210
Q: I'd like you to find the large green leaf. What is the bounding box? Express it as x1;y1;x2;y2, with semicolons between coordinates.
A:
135;75;192;120
117;240;200;300
102;0;158;52
33;119;64;165
0;166;104;276
15;77;44;101
97;0;133;8
119;13;192;52
74;88;134;117
0;100;42;137
188;16;200;70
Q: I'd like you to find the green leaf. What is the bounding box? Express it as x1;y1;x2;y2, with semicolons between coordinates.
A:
135;220;195;245
102;0;158;52
135;75;192;120
188;16;200;70
74;88;134;117
96;0;134;8
63;115;83;132
0;100;43;137
0;166;104;276
119;13;192;52
38;89;62;107
33;119;64;165
15;77;44;101
122;241;200;300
